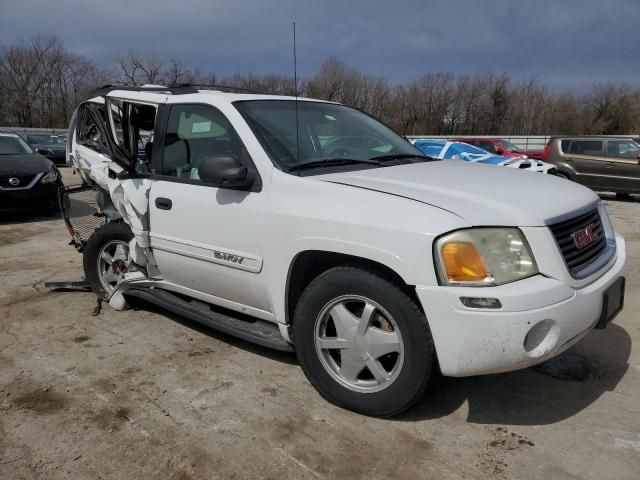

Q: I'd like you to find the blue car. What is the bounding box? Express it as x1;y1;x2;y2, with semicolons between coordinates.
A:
412;139;556;174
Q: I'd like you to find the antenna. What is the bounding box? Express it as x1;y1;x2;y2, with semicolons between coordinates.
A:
293;22;301;176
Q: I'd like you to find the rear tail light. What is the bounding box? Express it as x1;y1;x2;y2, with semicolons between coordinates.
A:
542;142;551;160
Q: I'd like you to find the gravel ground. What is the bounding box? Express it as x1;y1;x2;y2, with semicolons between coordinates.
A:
1;168;639;480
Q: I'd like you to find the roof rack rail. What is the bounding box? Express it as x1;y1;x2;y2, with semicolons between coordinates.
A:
89;84;192;97
169;83;266;94
89;83;267;99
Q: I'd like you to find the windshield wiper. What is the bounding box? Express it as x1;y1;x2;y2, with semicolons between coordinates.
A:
286;158;380;172
369;153;436;162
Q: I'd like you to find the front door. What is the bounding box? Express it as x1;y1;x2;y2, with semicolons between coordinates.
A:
149;103;271;316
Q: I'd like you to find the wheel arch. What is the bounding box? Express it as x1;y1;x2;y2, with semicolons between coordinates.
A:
284;249;419;327
552;160;578;180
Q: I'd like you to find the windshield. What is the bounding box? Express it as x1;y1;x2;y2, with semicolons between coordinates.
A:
0;134;33;155
607;139;640;158
450;142;491;155
498;139;524;153
27;134;65;145
234;100;424;174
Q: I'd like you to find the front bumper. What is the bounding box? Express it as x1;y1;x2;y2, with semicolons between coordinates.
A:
500;158;557;174
416;234;626;377
0;182;59;211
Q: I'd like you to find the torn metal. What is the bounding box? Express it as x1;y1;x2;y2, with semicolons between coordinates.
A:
66;95;162;309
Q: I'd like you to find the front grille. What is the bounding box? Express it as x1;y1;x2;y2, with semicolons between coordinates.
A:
0;174;36;188
549;208;607;275
60;185;106;247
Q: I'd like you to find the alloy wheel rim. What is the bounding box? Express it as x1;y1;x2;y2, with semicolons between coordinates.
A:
314;295;404;393
96;240;129;294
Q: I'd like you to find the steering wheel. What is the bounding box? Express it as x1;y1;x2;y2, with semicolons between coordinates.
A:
325;147;353;158
323;135;386;158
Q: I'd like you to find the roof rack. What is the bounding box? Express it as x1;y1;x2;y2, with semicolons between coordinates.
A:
172;83;266;94
89;83;265;98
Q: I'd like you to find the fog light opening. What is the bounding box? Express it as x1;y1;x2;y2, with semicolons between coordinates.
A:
460;297;502;309
524;319;560;358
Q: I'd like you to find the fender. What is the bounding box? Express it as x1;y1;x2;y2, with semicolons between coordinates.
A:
551;160;579;179
287;237;413;283
267;236;423;331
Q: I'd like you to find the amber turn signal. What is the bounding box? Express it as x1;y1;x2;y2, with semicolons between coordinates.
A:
441;242;489;282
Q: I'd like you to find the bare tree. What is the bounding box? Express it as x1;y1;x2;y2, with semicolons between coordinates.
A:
2;38;640;135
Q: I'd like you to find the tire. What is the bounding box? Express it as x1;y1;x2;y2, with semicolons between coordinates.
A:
83;221;134;299
293;266;436;417
616;192;632;201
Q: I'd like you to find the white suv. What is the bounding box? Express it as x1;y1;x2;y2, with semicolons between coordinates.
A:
64;85;626;416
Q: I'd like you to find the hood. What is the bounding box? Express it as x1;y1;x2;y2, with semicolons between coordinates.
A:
317;160;598;226
0;153;54;176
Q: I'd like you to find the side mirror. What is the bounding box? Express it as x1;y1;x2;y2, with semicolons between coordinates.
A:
495;147;504;155
198;155;251;188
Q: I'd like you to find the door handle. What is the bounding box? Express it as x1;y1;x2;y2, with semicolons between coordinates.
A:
605;161;615;168
155;197;173;210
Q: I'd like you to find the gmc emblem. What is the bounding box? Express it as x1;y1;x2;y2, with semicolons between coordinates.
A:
571;223;599;250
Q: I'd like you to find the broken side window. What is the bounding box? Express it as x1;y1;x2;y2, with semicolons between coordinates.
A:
107;98;157;167
77;104;109;155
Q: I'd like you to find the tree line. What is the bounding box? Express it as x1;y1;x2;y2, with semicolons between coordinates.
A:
1;35;639;136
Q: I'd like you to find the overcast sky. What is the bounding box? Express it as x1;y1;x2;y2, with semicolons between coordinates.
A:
1;0;639;90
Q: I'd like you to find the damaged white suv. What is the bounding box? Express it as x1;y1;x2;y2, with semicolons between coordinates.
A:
64;85;626;416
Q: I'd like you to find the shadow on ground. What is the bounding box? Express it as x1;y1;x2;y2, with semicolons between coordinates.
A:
400;323;631;425
127;294;630;425
127;297;298;366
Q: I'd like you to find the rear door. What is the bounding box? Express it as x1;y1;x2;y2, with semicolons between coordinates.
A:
604;139;640;193
561;139;606;188
72;101;113;175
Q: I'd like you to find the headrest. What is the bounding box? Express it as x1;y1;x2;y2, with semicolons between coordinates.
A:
131;105;156;131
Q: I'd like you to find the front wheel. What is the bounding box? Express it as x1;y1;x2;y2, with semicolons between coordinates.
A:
293;266;436;417
616;192;633;201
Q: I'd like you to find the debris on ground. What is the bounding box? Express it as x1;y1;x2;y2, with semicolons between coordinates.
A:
44;280;91;292
91;297;103;316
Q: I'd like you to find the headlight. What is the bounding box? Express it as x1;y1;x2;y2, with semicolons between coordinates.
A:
40;166;59;184
435;228;538;286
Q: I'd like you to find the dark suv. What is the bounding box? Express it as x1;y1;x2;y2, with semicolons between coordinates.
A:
544;136;640;197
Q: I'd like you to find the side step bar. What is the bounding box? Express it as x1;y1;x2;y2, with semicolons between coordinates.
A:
124;287;294;352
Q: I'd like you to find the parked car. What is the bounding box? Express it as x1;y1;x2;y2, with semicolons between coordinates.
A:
412;139;556;173
25;133;67;165
451;137;544;159
0;131;61;212
64;86;625;417
543;136;640;197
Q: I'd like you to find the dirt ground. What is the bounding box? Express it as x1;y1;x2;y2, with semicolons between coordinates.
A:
1;168;639;480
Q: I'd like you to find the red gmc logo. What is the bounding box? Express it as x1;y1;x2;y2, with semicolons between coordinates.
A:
571;223;599;250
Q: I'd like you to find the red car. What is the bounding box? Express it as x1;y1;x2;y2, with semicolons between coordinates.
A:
450;138;541;159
